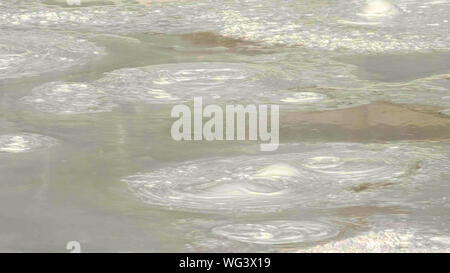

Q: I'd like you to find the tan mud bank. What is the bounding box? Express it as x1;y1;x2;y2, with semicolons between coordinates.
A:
281;102;450;142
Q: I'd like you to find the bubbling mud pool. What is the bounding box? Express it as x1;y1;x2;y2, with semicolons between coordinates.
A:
123;143;448;213
0;0;449;253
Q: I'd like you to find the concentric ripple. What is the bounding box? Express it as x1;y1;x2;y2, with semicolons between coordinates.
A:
0;133;58;153
211;221;339;245
97;62;286;104
20;82;117;114
0;30;104;80
123;143;441;213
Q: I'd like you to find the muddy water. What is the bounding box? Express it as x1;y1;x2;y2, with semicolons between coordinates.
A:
0;0;449;252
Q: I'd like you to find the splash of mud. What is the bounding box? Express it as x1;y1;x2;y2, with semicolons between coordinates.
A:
0;133;58;153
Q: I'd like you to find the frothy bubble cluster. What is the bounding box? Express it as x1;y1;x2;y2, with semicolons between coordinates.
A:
0;133;58;153
1;1;447;53
218;0;449;53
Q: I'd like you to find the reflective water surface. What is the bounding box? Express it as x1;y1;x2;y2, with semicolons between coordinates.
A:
0;0;449;252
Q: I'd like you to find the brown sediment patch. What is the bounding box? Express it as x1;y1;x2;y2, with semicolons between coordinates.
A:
180;32;257;48
350;182;395;193
138;0;191;5
179;32;269;54
280;101;450;142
